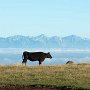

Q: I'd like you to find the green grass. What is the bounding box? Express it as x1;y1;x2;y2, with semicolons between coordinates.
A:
0;63;90;89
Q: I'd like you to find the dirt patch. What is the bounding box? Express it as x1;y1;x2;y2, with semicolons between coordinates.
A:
0;85;87;90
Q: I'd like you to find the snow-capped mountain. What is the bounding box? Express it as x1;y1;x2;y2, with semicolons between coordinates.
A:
0;35;90;49
61;35;90;49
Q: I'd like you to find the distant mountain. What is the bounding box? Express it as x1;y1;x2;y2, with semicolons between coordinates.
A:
0;34;90;49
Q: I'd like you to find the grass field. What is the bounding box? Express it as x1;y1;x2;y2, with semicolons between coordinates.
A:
0;63;90;90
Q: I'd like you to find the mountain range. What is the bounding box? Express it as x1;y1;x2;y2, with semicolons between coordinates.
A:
0;34;90;49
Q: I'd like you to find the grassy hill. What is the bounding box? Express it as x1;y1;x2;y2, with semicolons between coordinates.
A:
0;63;90;90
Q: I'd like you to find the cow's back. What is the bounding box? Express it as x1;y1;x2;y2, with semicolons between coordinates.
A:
28;52;46;60
24;52;46;61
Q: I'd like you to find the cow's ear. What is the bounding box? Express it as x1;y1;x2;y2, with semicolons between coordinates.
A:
48;52;50;54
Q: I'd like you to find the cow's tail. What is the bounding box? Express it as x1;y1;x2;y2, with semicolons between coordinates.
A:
22;53;24;60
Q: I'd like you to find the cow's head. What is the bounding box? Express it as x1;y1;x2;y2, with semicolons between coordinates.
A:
46;52;52;59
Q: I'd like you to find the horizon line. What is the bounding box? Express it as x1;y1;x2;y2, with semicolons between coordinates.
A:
0;34;89;39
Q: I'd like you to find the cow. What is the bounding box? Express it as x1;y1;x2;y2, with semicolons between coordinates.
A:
66;61;75;64
22;51;52;66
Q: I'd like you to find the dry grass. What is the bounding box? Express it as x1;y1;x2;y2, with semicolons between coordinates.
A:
0;63;90;89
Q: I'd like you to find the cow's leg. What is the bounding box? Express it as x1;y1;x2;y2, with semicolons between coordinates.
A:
39;61;42;66
25;62;26;66
22;59;27;66
38;58;45;66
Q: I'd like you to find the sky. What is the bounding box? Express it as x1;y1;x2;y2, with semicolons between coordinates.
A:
0;0;90;38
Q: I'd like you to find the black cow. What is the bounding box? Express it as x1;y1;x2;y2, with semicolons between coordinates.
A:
22;51;52;66
66;61;75;64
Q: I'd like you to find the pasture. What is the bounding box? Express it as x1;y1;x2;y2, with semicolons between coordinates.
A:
0;63;90;90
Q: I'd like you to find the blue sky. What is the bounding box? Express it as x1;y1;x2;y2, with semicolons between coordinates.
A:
0;0;90;38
